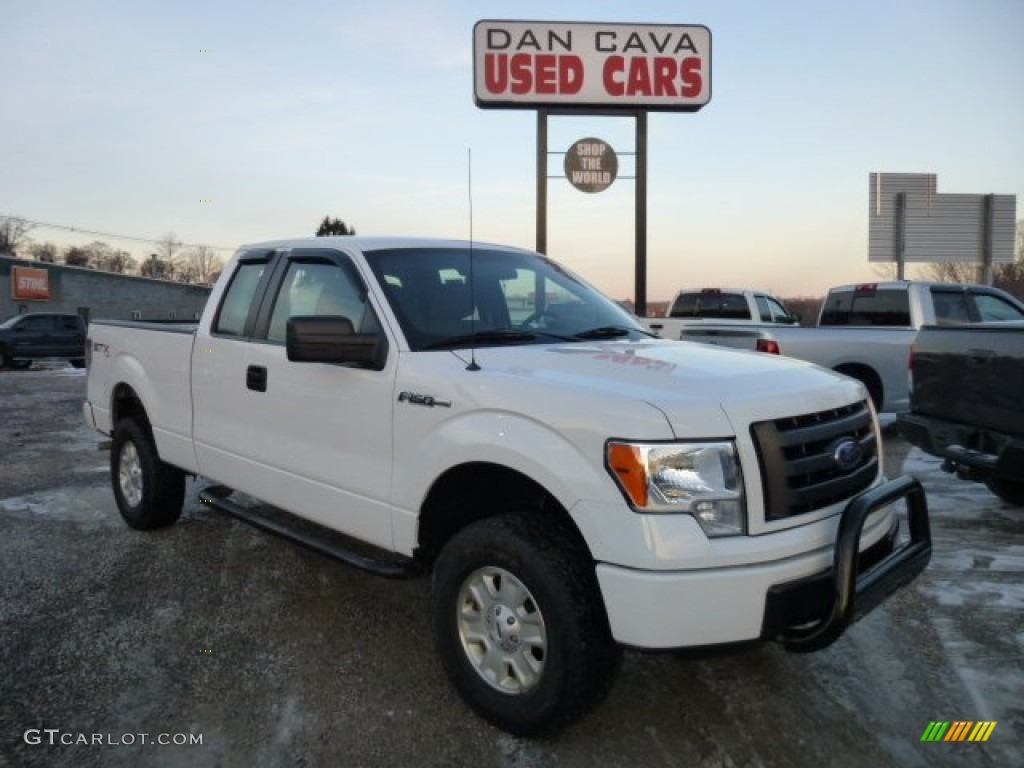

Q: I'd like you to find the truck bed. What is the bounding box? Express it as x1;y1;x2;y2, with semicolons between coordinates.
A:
85;318;199;473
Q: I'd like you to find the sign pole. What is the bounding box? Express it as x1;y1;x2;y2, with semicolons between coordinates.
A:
536;108;548;255
979;193;994;285
635;110;648;316
894;192;906;281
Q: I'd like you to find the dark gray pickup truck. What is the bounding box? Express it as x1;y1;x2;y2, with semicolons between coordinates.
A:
0;312;87;369
898;321;1024;505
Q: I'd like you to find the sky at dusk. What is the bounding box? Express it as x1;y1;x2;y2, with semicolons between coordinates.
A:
3;0;1022;301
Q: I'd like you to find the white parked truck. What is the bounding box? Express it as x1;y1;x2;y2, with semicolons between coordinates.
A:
675;281;1024;416
642;287;799;340
83;237;931;735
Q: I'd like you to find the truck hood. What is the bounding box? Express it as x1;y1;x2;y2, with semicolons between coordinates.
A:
457;339;866;436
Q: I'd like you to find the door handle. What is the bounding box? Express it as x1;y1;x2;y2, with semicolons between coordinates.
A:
246;365;267;392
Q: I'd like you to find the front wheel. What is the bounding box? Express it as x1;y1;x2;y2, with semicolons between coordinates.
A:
985;476;1024;506
432;514;619;735
110;419;186;529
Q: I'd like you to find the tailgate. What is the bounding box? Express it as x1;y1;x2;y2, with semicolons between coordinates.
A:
913;325;1024;436
679;327;763;351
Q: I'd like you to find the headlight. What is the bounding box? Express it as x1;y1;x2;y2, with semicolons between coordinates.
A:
606;440;746;537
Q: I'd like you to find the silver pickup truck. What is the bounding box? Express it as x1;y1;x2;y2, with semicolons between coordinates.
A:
676;281;1024;417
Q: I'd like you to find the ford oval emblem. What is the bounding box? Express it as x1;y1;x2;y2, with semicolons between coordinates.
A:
832;437;864;472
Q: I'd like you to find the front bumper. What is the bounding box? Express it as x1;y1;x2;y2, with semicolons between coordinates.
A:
595;475;930;651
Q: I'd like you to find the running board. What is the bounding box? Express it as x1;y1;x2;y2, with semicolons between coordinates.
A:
198;485;421;579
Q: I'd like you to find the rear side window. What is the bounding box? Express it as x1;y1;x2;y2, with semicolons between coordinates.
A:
931;290;971;324
60;316;81;330
670;292;749;319
21;316;54;332
214;262;267;336
757;296;793;323
819;289;911;327
972;292;1024;322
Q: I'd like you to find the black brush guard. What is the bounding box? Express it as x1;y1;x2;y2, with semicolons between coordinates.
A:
764;475;931;653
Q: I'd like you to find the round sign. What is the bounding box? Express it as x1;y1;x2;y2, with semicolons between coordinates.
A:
564;137;618;194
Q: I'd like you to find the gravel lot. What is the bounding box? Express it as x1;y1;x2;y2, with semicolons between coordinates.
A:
1;365;1021;767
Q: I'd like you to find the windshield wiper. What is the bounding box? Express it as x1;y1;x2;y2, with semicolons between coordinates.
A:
422;330;538;350
573;326;635;340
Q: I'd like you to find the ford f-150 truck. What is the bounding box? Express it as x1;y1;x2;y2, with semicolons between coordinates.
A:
675;281;1024;416
642;287;799;340
83;237;931;734
898;322;1024;506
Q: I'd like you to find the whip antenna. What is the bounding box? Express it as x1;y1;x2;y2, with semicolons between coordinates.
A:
466;147;480;371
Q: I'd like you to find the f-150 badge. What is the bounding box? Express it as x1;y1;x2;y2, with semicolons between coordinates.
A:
397;391;452;408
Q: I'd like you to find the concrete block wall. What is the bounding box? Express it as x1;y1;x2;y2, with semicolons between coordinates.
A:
1;256;211;323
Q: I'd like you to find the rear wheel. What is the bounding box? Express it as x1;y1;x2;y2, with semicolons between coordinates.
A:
432;514;619;735
110;418;185;529
985;476;1024;506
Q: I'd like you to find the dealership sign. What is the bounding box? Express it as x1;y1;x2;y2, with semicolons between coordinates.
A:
473;20;711;111
12;266;50;301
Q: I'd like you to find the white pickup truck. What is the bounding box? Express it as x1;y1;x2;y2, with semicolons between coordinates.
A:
675;281;1024;416
83;237;930;735
642;287;799;340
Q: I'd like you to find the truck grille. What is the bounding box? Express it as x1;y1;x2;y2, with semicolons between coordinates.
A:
751;401;878;520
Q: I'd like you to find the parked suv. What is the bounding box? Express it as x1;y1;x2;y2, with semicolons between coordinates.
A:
0;312;87;369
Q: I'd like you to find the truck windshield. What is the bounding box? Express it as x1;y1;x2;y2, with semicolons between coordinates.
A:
363;247;648;351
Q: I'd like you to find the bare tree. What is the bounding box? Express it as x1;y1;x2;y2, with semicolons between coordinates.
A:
109;249;136;274
869;262;900;281
27;242;58;263
83;240;113;268
64;246;91;267
156;231;183;278
924;261;977;284
0;216;34;255
182;244;222;284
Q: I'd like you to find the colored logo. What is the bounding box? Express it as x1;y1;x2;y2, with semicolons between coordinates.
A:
830;437;863;472
921;721;997;742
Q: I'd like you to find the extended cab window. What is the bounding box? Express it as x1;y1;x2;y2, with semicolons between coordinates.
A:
214;262;267;336
267;259;378;343
972;292;1024;322
757;296;793;323
819;289;911;327
931;290;971;324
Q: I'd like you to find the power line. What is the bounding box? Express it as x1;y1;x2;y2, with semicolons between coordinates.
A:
1;213;235;252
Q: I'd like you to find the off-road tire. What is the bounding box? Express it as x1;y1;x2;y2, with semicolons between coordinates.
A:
432;513;619;736
985;476;1024;507
110;418;186;530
